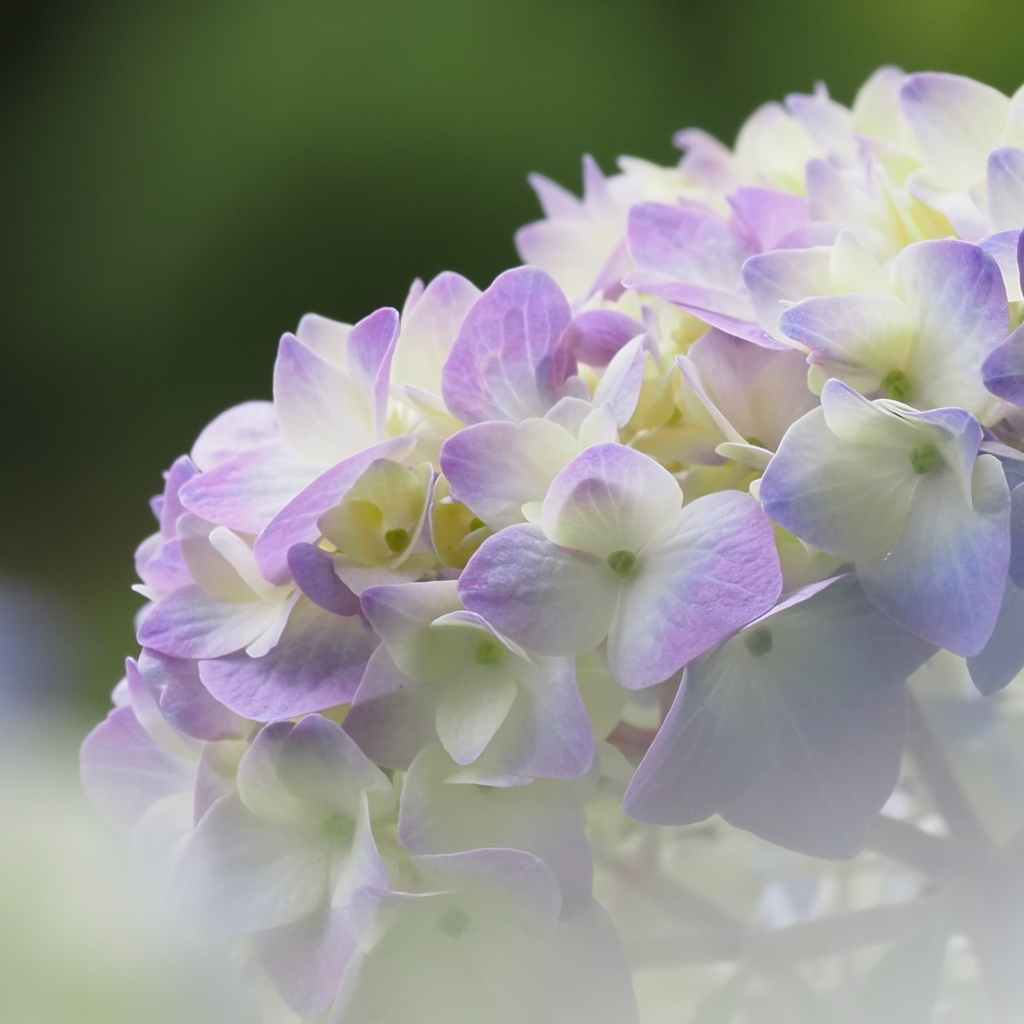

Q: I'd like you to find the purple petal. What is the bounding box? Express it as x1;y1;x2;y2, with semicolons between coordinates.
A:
344;646;439;770
440;418;581;531
273;333;377;465
274;714;393;816
967;578;1024;695
137;648;244;741
392;272;480;396
252;436;416;585
80;706;193;835
191;401;279;471
200;599;376;720
346;306;400;437
858;453;1010;656
983;324;1024;406
179;439;320;534
458;524;618;656
137;585;289;660
158;456;200;539
624;576;935;858
562;309;645;367
287;543;361;617
726;188;809;251
627;202;756;290
441;266;575;425
608;490;782;688
742;246;833;340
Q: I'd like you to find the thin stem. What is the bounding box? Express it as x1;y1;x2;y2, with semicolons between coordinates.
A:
866;814;956;878
906;696;990;847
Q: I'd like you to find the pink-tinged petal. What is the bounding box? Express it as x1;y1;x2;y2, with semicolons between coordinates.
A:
177;513;257;603
274;333;377;465
675;127;738;188
124;658;197;759
287;542;361;616
398;746;594;911
726;188;809;251
138;649;244;741
199;598;375;720
344;645;439;770
624;577;935;858
191;401;279;471
608;490;782;688
987;148;1024;231
624;275;784;349
983;323;1024;406
138;537;192;593
80;706;194;835
592;336;644;428
458;524;619;656
562;309;645;367
253;904;357;1018
137;584;288;660
895;239;1008;410
180;439;320;534
158;456;199;539
968;577;1024;695
346;306;400;438
542;443;682;556
169;794;329;934
527;171;583;219
275;714;394;818
441;266;575;425
627;202;756;289
253;436;416;584
683;333;819;450
440;419;581;531
858;453;1010;656
900;73;1010;191
392;272;481;396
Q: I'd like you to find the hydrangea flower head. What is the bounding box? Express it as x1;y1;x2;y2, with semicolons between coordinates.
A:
83;67;1024;1022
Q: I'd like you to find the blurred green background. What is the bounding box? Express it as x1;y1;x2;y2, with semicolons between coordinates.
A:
3;0;1024;721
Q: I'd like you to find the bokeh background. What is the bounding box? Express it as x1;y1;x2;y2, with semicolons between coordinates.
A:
1;0;1023;1020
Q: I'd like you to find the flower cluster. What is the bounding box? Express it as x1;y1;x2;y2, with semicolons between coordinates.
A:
82;68;1024;1022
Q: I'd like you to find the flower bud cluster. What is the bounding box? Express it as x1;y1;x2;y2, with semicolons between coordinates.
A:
82;68;1024;1022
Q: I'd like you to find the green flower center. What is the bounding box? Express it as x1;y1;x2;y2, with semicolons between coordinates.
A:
384;527;409;553
437;906;471;939
474;637;505;666
743;624;773;657
909;443;941;475
880;369;912;402
320;813;353;844
607;550;638;578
